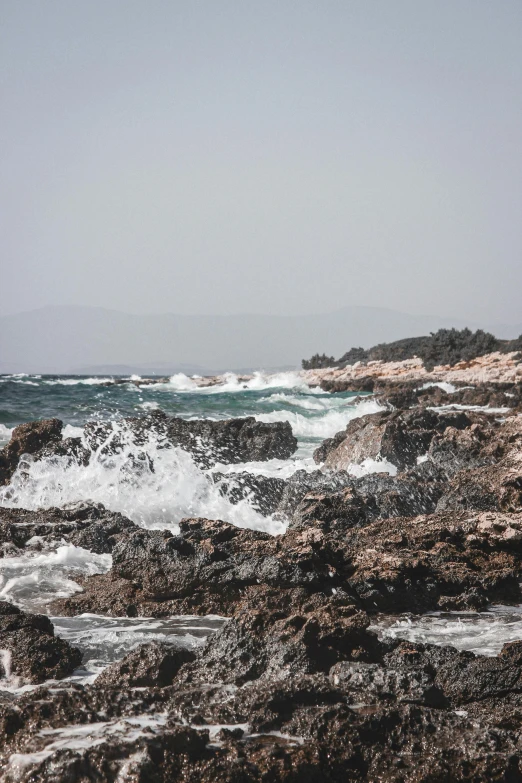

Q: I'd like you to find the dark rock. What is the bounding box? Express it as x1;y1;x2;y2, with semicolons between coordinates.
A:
83;410;297;468
54;518;353;617
277;468;354;520
342;509;522;612
289;462;446;533
212;472;286;515
0;418;62;485
95;641;196;688
0;503;138;555
0;601;82;684
179;588;381;686
314;408;472;471
36;436;91;467
329;659;448;708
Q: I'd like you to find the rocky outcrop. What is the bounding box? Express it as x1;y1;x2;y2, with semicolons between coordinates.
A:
314;408;473;471
213;471;287;515
52;518;352;617
290;465;446;533
95;641;196;688
54;504;522;620
0;503;138;556
4;376;522;781
304;349;522;389
0;601;82;684
179;588;382;686
0;418;63;485
83;410;297;467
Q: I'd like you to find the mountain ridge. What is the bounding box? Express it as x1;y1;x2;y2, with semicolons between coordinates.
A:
1;305;521;375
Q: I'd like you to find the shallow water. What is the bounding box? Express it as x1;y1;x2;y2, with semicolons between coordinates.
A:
373;606;522;657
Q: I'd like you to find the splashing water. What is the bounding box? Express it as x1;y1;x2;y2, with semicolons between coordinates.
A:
0;424;285;535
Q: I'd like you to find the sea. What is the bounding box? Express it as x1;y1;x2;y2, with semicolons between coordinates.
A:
0;371;519;691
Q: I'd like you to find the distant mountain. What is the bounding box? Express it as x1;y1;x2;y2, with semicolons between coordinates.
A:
0;305;520;375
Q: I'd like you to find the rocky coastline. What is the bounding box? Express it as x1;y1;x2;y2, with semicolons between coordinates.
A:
1;357;522;780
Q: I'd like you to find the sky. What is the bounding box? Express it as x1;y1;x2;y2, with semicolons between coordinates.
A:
1;1;521;324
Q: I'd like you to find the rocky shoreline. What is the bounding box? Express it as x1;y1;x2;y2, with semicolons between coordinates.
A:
1;365;522;780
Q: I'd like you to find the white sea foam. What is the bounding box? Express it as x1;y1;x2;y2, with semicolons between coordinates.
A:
0;424;286;535
373;606;522;657
62;424;84;439
259;392;362;411
6;714;168;776
138;401;160;411
154;370;317;394
420;381;457;394
42;377;113;386
211;455;318;479
256;399;384;440
0;545;111;612
0;424;13;445
427;404;511;414
346;457;398;478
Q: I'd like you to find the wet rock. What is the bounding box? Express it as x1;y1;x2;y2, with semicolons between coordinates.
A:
290;465;446;533
56;505;522;619
372;379;522;411
36;436;91;467
0;601;82;684
276;468;354;520
0;418;62;485
180;588;381;686
315;408;471;471
329;659;448;707
342;509;522;612
54;518;353;617
95;641;196;688
84;410;297;468
212;472;287;515
0;503;138;555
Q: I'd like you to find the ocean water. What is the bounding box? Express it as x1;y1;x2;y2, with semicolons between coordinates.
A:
0;371;519;685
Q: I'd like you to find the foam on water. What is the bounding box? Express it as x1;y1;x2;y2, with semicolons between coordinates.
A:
6;714;168;776
51;613;224;684
42;377;113;386
0;423;13;446
428;404;511;414
373;606;522;657
0;545;112;613
346;457;398;478
256;398;384;441
420;381;457;394
157;370;317;394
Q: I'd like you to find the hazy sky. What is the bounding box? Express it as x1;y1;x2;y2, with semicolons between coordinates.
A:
1;1;521;322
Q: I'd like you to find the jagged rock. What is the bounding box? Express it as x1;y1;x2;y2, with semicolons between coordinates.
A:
95;641;196;688
179;587;381;686
277;468;354;519
290;463;446;533
53;518;352;617
329;660;447;708
0;503;138;555
343;509;522;612
83;410;297;468
0;418;63;485
212;472;286;515
55;505;522;619
0;601;82;684
314;408;472;471
36;436;91;466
